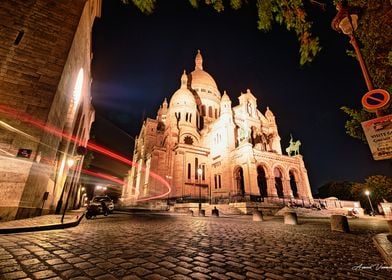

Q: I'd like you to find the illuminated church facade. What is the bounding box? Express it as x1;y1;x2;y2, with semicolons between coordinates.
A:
121;51;313;205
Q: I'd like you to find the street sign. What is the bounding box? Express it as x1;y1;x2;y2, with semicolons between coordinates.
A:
361;114;392;160
361;89;390;111
17;148;32;159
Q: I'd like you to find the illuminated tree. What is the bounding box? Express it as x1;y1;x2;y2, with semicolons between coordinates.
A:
317;181;354;200
351;175;392;211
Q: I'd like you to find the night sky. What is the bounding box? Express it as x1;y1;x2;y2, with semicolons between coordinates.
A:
90;0;390;193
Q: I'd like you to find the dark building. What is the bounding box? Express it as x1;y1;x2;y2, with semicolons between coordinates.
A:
0;0;101;220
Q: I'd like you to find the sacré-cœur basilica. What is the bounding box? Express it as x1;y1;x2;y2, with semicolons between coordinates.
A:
121;50;314;210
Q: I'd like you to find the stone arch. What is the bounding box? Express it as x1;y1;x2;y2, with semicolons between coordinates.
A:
256;164;268;198
289;168;301;198
273;166;285;198
234;166;245;196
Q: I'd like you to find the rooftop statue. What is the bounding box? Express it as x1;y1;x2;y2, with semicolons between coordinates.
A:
286;134;301;156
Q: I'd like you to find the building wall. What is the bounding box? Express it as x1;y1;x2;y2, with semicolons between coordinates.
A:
0;0;100;220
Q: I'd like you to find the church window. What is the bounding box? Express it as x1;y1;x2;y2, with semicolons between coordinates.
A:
201;88;206;92
208;90;212;93
184;136;193;145
202;165;205;180
187;163;191;179
214;174;221;188
185;113;189;121
208;106;212;117
14;30;24;45
195;158;198;179
202;105;206;116
215;109;218;118
189;114;192;122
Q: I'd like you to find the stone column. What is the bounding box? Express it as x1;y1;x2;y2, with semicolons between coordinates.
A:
282;179;293;198
266;177;277;197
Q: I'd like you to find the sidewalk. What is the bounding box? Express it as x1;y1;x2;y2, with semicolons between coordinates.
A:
0;209;85;234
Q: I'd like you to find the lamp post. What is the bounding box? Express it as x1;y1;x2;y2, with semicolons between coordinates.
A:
364;190;375;216
197;167;203;215
61;158;78;223
331;3;381;117
55;158;75;214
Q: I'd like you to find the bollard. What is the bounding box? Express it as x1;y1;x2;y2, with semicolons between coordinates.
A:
330;215;350;233
212;207;219;217
284;212;298;225
386;220;392;242
387;220;392;233
253;209;264;222
198;209;205;217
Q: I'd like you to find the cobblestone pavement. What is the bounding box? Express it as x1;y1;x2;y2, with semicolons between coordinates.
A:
0;213;391;280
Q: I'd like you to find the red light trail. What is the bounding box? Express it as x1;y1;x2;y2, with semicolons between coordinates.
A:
0;104;171;201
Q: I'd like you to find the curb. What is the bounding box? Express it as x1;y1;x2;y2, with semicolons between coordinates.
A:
373;233;392;266
0;213;85;234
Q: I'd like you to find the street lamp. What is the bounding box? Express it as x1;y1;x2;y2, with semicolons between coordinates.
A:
61;158;79;223
331;3;381;117
197;167;203;215
55;158;75;214
364;190;375;215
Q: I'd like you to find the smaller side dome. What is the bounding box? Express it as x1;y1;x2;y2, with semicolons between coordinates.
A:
169;71;196;108
221;90;231;102
265;106;275;118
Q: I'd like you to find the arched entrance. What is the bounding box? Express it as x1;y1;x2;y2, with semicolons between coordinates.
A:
257;166;268;198
234;167;245;196
274;168;284;198
289;170;299;198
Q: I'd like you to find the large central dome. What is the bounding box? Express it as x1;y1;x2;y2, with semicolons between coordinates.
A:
190;50;219;93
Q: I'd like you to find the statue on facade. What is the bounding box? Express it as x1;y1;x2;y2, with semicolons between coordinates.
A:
285;134;301;156
237;121;251;144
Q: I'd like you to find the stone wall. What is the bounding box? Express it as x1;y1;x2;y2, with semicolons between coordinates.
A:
0;0;100;220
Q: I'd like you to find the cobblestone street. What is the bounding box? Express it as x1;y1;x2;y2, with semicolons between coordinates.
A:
1;213;391;279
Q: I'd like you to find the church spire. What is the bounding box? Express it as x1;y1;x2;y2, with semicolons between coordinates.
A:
180;70;188;88
195;49;203;70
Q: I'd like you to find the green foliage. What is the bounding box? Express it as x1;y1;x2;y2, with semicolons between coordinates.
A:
121;0;156;14
256;0;321;65
317;176;392;212
341;0;392;141
340;106;373;143
317;181;355;200
351;175;392;211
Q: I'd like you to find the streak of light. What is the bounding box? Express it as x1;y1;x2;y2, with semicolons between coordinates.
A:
80;169;124;185
0;120;40;142
0;148;14;157
0;104;172;201
0;120;66;156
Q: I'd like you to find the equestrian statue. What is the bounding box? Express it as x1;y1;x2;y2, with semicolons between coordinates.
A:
285;134;301;156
